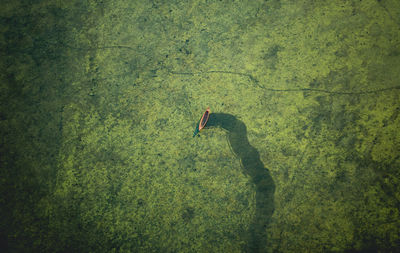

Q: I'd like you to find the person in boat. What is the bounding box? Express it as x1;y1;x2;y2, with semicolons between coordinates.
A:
193;107;210;137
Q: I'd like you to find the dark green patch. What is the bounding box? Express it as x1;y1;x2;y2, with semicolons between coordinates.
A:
262;45;282;70
181;206;195;223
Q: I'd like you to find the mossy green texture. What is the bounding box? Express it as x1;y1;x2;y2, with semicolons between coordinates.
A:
1;0;399;252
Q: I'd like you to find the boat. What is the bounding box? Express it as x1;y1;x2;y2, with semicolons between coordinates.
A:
193;107;210;137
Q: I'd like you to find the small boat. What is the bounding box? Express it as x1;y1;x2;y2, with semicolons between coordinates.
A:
193;107;210;137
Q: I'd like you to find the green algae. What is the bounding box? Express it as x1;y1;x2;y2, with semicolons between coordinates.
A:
1;0;400;252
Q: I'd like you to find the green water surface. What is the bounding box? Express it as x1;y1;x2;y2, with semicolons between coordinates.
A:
1;0;399;252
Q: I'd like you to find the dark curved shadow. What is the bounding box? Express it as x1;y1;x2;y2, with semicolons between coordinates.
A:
206;113;275;252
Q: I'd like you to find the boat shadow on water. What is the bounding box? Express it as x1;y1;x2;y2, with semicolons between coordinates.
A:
206;113;276;253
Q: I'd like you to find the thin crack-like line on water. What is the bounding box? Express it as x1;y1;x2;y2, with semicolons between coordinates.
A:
60;44;400;95
170;71;400;95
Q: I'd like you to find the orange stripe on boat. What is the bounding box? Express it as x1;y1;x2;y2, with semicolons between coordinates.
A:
199;107;210;131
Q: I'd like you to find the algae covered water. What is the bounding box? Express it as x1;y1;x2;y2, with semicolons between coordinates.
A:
1;0;399;252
